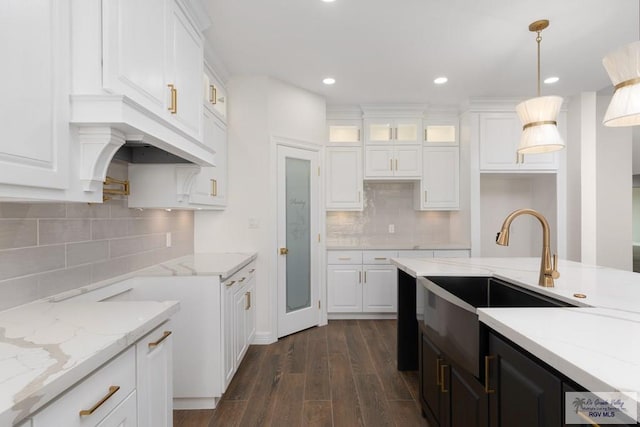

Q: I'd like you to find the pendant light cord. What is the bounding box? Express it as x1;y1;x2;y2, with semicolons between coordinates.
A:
536;30;542;97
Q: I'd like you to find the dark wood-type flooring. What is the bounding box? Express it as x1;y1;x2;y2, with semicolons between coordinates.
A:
173;319;428;427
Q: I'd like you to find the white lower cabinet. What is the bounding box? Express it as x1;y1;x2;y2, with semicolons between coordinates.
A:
327;251;398;315
95;392;138;427
30;347;137;427
136;323;173;427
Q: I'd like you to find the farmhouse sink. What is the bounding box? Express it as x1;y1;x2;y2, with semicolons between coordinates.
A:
418;276;574;378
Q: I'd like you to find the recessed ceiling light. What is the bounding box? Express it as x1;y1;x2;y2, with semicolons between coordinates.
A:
434;76;448;85
544;76;560;84
323;77;336;85
322;0;336;2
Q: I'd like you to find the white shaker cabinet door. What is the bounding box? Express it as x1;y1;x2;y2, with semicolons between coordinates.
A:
362;265;398;312
393;145;422;178
136;323;173;427
102;0;168;114
167;1;203;140
327;265;363;312
421;146;460;209
364;146;394;178
326;147;363;211
0;0;69;190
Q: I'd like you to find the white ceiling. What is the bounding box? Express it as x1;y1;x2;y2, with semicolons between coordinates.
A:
203;0;638;107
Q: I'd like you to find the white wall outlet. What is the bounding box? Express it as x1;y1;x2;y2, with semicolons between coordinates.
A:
388;224;395;233
166;232;172;247
249;218;260;229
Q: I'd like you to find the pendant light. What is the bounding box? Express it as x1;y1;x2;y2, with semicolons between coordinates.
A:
602;3;640;126
516;20;565;154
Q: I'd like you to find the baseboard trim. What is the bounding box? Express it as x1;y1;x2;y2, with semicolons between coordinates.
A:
327;313;397;320
173;397;219;410
252;331;277;345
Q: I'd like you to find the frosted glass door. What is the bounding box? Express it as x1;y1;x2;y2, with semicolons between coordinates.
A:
285;158;311;313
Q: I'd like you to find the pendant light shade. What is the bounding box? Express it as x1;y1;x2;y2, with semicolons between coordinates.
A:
516;19;564;154
602;40;640;127
516;95;564;154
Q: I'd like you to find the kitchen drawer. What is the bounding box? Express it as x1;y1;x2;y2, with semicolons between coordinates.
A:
224;261;256;287
396;250;434;259
433;249;470;258
30;346;136;427
327;250;363;265
362;250;398;264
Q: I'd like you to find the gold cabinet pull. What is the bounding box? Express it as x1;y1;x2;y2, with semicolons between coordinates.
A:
249;268;256;273
484;355;495;394
338;257;351;260
209;178;217;197
225;280;236;287
395;159;398;170
210;85;217;104
245;291;251;310
357;129;361;141
436;358;442;386
389;158;393;171
279;247;288;255
79;386;120;416
364;271;367;283
238;277;246;283
440;364;449;393
424;190;428;203
424;129;428;141
374;257;387;260
358;191;361;202
148;331;172;349
167;84;177;114
388;127;393;140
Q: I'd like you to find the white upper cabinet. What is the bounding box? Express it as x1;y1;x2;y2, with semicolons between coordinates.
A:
423;117;458;145
415;146;460;210
204;63;227;119
479;112;558;171
364;118;422;145
101;0;203;141
326;147;363;211
328;120;362;145
364;145;422;179
0;0;70;192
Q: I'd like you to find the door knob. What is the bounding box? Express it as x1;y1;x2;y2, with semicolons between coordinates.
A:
279;247;289;255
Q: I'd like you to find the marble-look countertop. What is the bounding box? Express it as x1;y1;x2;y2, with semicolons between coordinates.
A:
326;243;471;251
391;256;640;415
0;300;179;426
50;252;257;302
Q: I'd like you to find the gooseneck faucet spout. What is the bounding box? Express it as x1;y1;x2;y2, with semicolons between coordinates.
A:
495;208;559;287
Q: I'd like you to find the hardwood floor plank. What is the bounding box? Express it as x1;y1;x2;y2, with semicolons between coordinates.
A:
223;345;266;400
359;320;412;401
400;370;420;402
327;320;349;355
353;373;395;427
173;409;213;427
388;400;430;426
374;319;398;356
305;334;331;400
237;340;287;426
269;373;305;426
344;321;376;374
283;330;309;374
208;401;247;427
302;401;333;427
329;352;365;427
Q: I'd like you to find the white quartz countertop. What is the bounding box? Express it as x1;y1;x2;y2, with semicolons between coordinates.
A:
134;252;257;280
0;300;179;426
326;243;471;251
391;256;640;415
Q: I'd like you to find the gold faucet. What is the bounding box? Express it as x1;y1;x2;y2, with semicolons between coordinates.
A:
496;208;560;287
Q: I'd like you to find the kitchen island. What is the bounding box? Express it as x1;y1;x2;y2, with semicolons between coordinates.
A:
391;256;640;423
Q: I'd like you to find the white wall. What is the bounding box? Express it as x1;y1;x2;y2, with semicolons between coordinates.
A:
565;94;583;261
595;95;632;270
195;76;326;343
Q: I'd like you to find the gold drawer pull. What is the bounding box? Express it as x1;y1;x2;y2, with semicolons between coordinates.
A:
440;364;449;393
225;280;236;287
389;158;393;171
245;291;251;310
167;84;177;114
484;355;495;394
249;268;256;273
79;386;120;416
210;85;217;104
374;257;387;260
436;358;442;386
148;331;172;349
338;257;351;260
395;158;398;170
239;277;246;283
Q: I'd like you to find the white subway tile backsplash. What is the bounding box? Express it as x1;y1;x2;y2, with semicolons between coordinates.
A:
67;240;110;267
0;203;66;219
0;245;66;281
39;219;91;245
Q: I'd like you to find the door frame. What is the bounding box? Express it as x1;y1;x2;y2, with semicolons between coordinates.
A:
269;136;327;340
